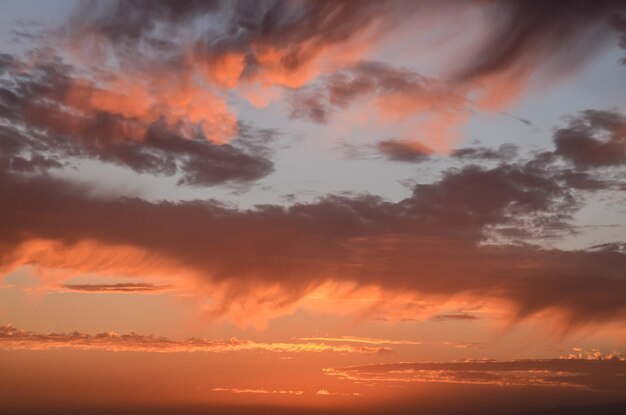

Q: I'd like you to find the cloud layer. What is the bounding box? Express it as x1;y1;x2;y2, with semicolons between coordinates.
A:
0;324;391;354
59;283;171;293
1;127;625;326
324;356;626;392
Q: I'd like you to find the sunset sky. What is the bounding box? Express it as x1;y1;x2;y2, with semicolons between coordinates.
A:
0;1;625;414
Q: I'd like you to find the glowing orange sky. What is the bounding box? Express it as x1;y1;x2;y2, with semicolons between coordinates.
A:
1;1;625;414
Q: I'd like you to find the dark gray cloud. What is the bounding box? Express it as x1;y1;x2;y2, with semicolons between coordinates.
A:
553;110;626;168
451;0;626;82
377;140;432;163
433;313;478;321
452;144;518;161
0;151;624;325
589;242;626;253
556;169;615;191
611;12;626;64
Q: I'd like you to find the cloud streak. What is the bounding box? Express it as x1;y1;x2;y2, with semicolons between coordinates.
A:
324;355;626;392
297;336;480;349
58;283;171;293
211;388;305;396
449;0;626;109
433;313;479;321
0;324;391;354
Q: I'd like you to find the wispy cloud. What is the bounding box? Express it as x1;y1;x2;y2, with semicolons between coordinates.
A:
59;283;171;293
299;336;425;346
0;324;391;355
324;354;626;392
211;388;304;395
210;388;361;397
298;336;480;349
432;313;479;321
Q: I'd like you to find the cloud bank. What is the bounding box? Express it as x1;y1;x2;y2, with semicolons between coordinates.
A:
0;324;391;354
1;131;625;326
324;356;626;392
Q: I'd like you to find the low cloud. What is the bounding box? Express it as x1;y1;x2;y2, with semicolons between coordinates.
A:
0;324;391;355
212;388;304;395
324;355;626;392
59;283;171;293
297;336;480;349
433;313;479;321
1;138;625;327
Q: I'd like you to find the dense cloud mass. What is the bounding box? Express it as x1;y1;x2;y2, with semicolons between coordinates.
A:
0;143;624;325
554;110;626;168
377;140;433;162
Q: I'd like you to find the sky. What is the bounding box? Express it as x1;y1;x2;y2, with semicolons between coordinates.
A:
0;1;625;414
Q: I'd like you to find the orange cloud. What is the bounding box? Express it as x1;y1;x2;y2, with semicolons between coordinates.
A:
198;52;247;89
65;0;424;115
1;53;273;186
10;0;620;169
0;324;392;355
64;73;238;144
212;388;304;395
298;336;481;349
0;239;190;287
58;282;172;294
